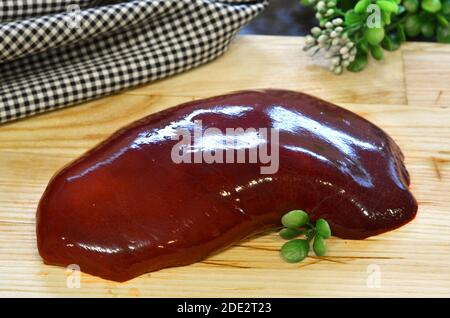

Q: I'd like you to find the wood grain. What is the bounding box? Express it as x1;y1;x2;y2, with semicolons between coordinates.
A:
0;35;449;297
128;36;407;105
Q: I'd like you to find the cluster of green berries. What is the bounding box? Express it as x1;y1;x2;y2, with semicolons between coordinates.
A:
279;210;332;263
315;0;339;25
301;0;450;74
404;0;450;40
304;18;357;74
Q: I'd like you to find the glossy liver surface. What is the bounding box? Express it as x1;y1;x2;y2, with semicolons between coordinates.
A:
37;90;417;281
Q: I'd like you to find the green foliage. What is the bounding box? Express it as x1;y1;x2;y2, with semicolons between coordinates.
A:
405;14;422;36
347;51;368;71
422;0;442;13
366;27;386;44
301;0;450;73
404;0;419;12
370;44;385;59
345;10;365;26
279;210;332;263
437;23;450;42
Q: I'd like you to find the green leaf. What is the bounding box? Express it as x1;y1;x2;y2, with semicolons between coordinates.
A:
279;228;303;240
355;0;371;14
397;24;407;42
345;10;365;27
381;33;400;51
313;236;327;256
347;51;369;72
357;40;369;53
281;239;309;263
436;14;449;27
316;219;332;238
281;210;309;229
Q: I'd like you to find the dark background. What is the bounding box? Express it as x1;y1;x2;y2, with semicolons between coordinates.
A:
241;0;314;36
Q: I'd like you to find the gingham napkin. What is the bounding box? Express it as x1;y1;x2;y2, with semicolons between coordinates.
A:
0;0;268;124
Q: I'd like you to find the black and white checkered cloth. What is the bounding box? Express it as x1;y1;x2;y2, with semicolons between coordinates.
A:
0;0;268;123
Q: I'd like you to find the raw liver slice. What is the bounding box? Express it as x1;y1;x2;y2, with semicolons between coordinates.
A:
36;89;417;281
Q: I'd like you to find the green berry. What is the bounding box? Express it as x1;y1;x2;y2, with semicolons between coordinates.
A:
421;21;436;38
316;218;331;238
422;0;442;13
370;44;384;60
437;24;450;43
405;14;422;37
281;239;309;263
381;10;392;25
403;0;419;12
365;27;386;45
328;0;337;7
355;0;371;14
281;210;309;229
313;235;327;256
376;0;399;14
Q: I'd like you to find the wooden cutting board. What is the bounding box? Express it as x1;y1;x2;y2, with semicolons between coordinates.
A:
0;35;449;297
